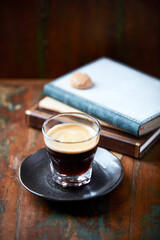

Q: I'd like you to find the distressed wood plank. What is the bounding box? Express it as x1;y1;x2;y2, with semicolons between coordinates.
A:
0;81;46;240
0;80;160;240
130;140;160;240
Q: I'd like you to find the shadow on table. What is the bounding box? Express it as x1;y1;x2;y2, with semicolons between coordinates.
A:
32;177;127;219
36;194;110;218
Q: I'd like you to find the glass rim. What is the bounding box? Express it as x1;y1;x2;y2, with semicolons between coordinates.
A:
42;112;101;144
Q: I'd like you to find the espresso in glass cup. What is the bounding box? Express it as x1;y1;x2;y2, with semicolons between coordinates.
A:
42;112;101;187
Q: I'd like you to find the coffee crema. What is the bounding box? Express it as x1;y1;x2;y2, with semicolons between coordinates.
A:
45;123;99;154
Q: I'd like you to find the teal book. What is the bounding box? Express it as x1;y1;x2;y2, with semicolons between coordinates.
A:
43;57;160;136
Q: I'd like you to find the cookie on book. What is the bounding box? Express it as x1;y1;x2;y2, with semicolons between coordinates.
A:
69;72;93;89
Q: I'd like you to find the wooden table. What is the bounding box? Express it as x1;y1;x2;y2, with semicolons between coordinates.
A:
0;80;160;240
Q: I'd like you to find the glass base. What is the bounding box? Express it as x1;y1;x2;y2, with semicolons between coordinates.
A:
50;163;92;187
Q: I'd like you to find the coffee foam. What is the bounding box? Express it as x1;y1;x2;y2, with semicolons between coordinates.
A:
45;123;99;154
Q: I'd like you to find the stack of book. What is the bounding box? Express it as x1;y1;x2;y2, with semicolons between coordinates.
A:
25;58;160;158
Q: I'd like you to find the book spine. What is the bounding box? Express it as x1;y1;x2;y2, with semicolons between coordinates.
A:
44;84;140;136
25;110;139;158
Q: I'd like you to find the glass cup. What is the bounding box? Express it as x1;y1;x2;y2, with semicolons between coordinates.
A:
42;112;101;187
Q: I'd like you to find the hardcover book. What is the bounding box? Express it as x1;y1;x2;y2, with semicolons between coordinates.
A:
25;97;160;158
43;57;160;136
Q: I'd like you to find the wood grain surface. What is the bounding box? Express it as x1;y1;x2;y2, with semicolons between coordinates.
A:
0;80;160;240
0;1;160;79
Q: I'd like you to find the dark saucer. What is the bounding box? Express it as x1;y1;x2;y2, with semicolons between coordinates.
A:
18;147;123;201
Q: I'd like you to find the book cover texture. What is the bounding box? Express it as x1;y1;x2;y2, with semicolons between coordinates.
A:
43;58;160;136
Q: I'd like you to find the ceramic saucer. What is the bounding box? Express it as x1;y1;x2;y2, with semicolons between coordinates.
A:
18;147;123;201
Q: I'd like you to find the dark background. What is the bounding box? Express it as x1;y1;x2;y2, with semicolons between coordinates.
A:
0;0;160;79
